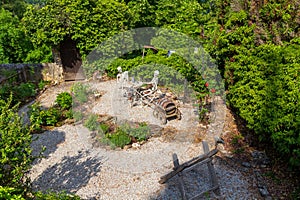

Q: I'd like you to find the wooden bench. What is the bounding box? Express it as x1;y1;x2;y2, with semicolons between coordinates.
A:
159;141;221;199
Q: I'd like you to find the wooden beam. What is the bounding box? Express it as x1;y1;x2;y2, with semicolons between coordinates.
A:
159;148;218;184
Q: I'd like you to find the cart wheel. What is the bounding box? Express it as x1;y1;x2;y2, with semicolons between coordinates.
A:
177;112;182;120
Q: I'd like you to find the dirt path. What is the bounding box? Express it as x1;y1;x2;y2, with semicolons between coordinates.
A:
27;80;263;199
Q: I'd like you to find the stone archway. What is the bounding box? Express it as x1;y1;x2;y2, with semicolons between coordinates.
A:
53;37;85;81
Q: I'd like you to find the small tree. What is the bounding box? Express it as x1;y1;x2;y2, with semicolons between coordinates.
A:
0;95;34;192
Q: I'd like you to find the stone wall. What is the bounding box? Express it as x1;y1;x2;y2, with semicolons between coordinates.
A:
41;63;64;83
0;63;64;84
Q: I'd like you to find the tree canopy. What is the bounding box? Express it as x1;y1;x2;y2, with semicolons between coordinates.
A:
22;0;130;58
1;0;27;18
0;8;32;63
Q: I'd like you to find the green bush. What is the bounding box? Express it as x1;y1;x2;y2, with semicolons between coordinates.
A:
0;95;34;190
29;103;62;130
106;128;131;148
0;70;42;106
29;102;43;131
122;122;151;142
41;107;61;126
72;111;83;122
71;83;90;104
202;3;300;168
0;84;12;102
84;114;99;131
33;191;80;200
55;92;73;110
13;82;37;101
38;80;50;90
94;50;208;99
99;123;110;135
0;96;79;199
64;109;74;119
226;43;300;167
0;186;25;200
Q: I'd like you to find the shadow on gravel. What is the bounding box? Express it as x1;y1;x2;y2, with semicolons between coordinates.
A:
150;156;261;200
150;163;213;200
32;150;103;195
31;130;66;163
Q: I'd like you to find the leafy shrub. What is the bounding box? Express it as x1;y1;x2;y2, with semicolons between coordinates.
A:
29;102;43;131
0;186;25;200
84;114;99;131
226;43;300;167
95;50;208;99
0;8;33;64
71;83;90;104
29;103;62;130
122;122;151;142
0;95;35;190
14;82;36;101
202;5;300;167
55;92;73;110
106;129;131;148
99;123;110;135
0;70;43;106
72;111;83;122
41;107;61;126
64;109;74;119
38;80;50;90
25;44;53;63
0;84;12;102
33;190;80;200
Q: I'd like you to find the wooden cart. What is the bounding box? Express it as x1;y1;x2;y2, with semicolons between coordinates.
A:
124;84;181;124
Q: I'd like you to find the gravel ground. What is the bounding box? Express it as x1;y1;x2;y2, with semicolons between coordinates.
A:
27;80;262;199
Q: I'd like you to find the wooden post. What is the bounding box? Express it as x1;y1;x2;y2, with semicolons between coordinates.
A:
202;141;221;196
173;153;187;200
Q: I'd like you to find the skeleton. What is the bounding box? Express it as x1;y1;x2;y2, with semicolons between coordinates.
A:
150;70;159;90
139;70;159;101
116;66;129;89
116;66;123;82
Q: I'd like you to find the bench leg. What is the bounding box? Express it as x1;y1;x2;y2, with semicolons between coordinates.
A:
202;141;221;196
173;153;187;200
